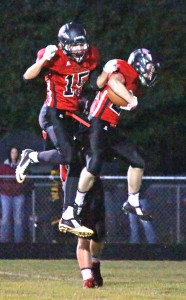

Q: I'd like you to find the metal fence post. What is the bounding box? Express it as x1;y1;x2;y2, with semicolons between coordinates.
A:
31;188;36;243
176;185;181;243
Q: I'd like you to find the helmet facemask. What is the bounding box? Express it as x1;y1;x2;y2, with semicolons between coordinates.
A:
138;62;158;87
62;40;89;63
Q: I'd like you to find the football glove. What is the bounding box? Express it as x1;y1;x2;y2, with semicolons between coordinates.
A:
120;96;138;111
103;59;117;73
43;45;58;61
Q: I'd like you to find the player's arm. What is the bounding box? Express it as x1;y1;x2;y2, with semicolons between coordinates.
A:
23;45;58;80
108;73;138;109
96;70;109;89
96;59;118;89
23;57;48;80
90;60;118;90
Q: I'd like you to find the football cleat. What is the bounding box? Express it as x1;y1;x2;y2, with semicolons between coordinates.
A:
16;149;34;183
122;201;152;221
83;278;95;289
58;218;94;238
92;262;103;287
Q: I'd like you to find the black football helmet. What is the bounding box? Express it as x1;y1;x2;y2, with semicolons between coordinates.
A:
128;48;160;87
58;22;89;63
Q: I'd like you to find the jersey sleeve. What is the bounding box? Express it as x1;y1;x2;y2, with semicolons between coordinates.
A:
36;48;45;62
36;48;59;68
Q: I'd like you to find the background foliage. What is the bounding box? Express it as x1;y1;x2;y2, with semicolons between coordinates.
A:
0;0;185;174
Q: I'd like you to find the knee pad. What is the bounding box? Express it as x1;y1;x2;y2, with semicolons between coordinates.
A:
129;150;145;169
58;148;74;165
131;158;145;169
92;220;106;243
87;156;102;176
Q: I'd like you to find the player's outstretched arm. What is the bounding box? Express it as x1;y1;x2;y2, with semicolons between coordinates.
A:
23;45;57;80
23;58;47;80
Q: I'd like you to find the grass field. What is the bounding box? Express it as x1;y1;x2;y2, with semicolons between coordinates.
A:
0;260;186;300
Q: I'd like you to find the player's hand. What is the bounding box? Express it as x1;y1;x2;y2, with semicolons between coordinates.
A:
121;96;138;111
43;45;58;61
103;59;117;73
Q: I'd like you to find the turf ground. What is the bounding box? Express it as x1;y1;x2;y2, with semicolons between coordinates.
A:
0;260;185;299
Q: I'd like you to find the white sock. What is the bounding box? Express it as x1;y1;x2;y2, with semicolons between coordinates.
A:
81;268;92;280
128;192;140;207
75;190;87;206
28;152;39;163
62;206;74;220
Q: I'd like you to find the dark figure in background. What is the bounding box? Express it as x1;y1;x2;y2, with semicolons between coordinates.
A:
128;198;157;244
0;147;28;243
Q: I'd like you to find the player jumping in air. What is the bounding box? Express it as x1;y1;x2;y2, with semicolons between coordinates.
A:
16;22;100;237
68;49;160;229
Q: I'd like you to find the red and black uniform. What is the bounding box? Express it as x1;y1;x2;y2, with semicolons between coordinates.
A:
37;46;99;166
90;59;141;125
37;46;99;111
86;59;145;175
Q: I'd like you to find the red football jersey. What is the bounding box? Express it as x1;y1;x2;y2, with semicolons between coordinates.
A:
89;59;142;125
37;46;100;111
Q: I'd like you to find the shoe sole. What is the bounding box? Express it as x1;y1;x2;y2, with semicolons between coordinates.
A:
59;224;94;238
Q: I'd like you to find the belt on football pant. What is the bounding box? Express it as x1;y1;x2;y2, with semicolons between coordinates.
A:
65;111;90;128
88;115;117;128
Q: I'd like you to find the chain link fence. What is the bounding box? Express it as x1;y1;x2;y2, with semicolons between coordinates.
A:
0;175;186;245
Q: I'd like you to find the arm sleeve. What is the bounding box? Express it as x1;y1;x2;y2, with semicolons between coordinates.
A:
89;69;103;91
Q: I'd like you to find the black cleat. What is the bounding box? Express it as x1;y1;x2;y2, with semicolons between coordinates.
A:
92;262;103;287
122;201;152;221
16;149;34;183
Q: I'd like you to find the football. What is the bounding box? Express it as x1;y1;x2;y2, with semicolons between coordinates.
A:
107;87;128;107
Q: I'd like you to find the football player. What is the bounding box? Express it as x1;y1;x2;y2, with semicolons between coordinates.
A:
38;100;105;288
15;22;100;237
73;48;160;222
76;177;105;288
60;168;105;288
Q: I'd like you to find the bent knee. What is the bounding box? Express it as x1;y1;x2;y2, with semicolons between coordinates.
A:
131;158;145;170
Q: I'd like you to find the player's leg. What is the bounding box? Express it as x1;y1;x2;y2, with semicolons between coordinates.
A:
112;138;152;221
16;108;76;183
127;165;144;194
76;238;95;288
74;118;106;214
83;177;105;286
123;166;152;221
59;168;94;238
91;239;104;287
